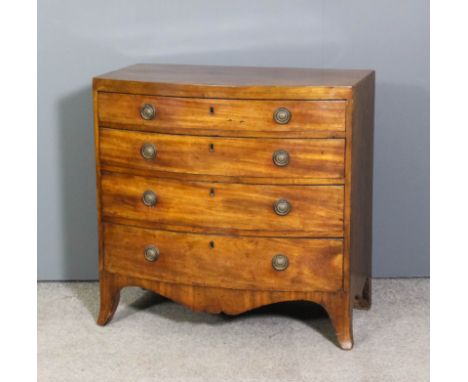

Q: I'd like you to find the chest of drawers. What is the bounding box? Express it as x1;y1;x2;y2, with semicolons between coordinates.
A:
93;64;374;350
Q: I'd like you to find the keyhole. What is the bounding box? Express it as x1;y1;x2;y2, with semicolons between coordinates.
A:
209;143;215;152
209;241;215;249
209;188;215;197
209;106;215;114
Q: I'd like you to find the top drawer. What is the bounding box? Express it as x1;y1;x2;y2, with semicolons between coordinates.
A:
97;93;346;137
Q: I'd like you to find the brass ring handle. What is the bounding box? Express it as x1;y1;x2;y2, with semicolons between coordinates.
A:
144;246;160;262
140;142;157;160
142;190;158;207
140;103;156;120
272;254;289;271
273;107;291;124
273;199;291;216
272;149;289;167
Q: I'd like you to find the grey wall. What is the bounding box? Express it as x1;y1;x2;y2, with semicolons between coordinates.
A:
38;0;429;280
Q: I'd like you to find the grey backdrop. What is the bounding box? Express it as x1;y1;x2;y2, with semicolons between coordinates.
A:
38;0;429;280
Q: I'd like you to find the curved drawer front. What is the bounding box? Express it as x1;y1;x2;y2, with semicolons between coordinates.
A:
97;93;346;136
104;223;343;292
100;173;344;237
99;128;345;180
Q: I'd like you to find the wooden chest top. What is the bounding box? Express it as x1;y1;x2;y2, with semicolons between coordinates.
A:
93;63;373;99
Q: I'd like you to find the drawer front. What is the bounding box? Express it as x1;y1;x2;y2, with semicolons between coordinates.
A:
99;128;345;180
104;223;343;292
97;93;346;135
100;173;344;237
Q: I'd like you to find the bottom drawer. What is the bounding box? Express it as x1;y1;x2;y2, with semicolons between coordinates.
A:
103;223;343;292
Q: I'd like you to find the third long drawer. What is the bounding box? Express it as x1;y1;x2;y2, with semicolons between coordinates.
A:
100;172;344;237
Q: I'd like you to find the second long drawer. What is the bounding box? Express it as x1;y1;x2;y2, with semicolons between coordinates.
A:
100;172;344;237
99;128;345;180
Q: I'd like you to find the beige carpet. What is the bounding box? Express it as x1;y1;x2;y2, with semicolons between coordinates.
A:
38;279;429;382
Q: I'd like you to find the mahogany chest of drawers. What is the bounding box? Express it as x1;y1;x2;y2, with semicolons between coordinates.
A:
93;64;375;350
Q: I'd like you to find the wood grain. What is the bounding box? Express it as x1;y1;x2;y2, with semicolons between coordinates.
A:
349;72;375;308
93;63;372;100
99;128;345;180
97;269;353;349
93;64;375;350
93;89;105;272
100;172;344;237
97;92;346;135
100;164;345;185
104;223;343;292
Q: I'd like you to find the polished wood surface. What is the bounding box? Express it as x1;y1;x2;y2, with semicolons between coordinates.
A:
104;223;343;292
98;93;346;135
96;64;374;87
96;269;353;349
97;164;345;186
94;63;373;100
349;72;375;309
100;173;344;237
99;128;345;180
93;64;375;350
